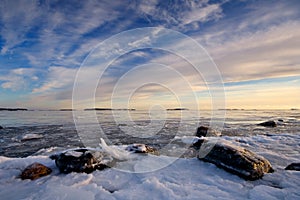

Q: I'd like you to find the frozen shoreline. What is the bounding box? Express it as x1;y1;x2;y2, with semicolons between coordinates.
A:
0;133;299;200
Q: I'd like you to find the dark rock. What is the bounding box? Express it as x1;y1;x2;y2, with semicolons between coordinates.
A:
196;126;221;137
257;120;277;127
285;163;300;171
50;148;114;173
166;108;188;111
194;139;274;180
0;126;3;129
196;126;209;137
20;162;52;180
125;144;159;156
191;138;205;149
278;119;284;122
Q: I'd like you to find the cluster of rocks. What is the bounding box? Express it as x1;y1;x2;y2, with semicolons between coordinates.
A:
20;143;158;179
19;122;299;181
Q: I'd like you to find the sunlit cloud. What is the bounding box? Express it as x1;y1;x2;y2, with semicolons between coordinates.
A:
0;0;299;109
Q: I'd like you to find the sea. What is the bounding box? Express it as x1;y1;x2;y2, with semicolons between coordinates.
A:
1;109;300;199
0;109;299;158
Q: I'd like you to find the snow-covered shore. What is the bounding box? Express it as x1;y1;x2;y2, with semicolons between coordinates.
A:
0;133;299;200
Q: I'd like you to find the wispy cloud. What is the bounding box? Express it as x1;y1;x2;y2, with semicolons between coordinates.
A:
136;0;224;30
194;1;300;82
0;68;38;91
32;67;77;93
0;0;125;68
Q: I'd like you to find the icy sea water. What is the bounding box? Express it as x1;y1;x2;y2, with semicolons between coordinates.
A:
0;109;299;157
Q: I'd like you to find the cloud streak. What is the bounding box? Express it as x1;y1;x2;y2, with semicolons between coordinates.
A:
0;0;299;109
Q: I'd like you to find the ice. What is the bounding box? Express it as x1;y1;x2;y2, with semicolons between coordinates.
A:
11;133;44;142
21;133;44;140
64;150;84;157
0;133;299;199
99;138;130;160
175;135;200;144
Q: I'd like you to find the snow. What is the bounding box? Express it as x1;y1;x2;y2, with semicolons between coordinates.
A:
0;133;300;200
64;150;84;157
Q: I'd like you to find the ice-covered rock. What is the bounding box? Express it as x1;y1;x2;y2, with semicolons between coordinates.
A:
193;139;274;180
257;120;277;127
50;148;114;173
285;163;300;171
20;162;52;180
125;144;159;155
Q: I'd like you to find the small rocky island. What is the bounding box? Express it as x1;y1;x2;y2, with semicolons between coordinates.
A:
166;108;189;111
84;108;136;111
0;108;28;111
59;109;75;111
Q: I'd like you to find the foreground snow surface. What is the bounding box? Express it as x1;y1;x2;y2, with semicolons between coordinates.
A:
1;134;300;200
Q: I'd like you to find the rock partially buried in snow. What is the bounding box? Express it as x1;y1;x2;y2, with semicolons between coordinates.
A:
20;162;52;180
257;120;277;127
0;125;3;129
193;139;274;180
50;148;114;173
125;144;159;156
195;126;221;137
285;163;300;171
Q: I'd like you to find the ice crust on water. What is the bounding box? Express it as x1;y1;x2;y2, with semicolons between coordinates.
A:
21;134;44;140
12;134;44;142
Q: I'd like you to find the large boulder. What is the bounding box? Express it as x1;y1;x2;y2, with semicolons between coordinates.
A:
257;120;277;127
195;126;221;137
285;163;300;171
125;144;159;156
0;125;3;129
193;139;274;180
20;162;52;180
50;148;114;173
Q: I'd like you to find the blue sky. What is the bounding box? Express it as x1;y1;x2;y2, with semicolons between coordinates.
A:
0;0;299;109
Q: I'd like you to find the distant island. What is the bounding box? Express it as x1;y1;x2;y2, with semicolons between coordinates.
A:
218;108;243;111
59;109;75;111
0;108;28;111
166;108;189;111
84;108;136;111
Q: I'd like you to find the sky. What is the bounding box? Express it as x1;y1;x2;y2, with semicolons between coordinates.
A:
0;0;299;110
